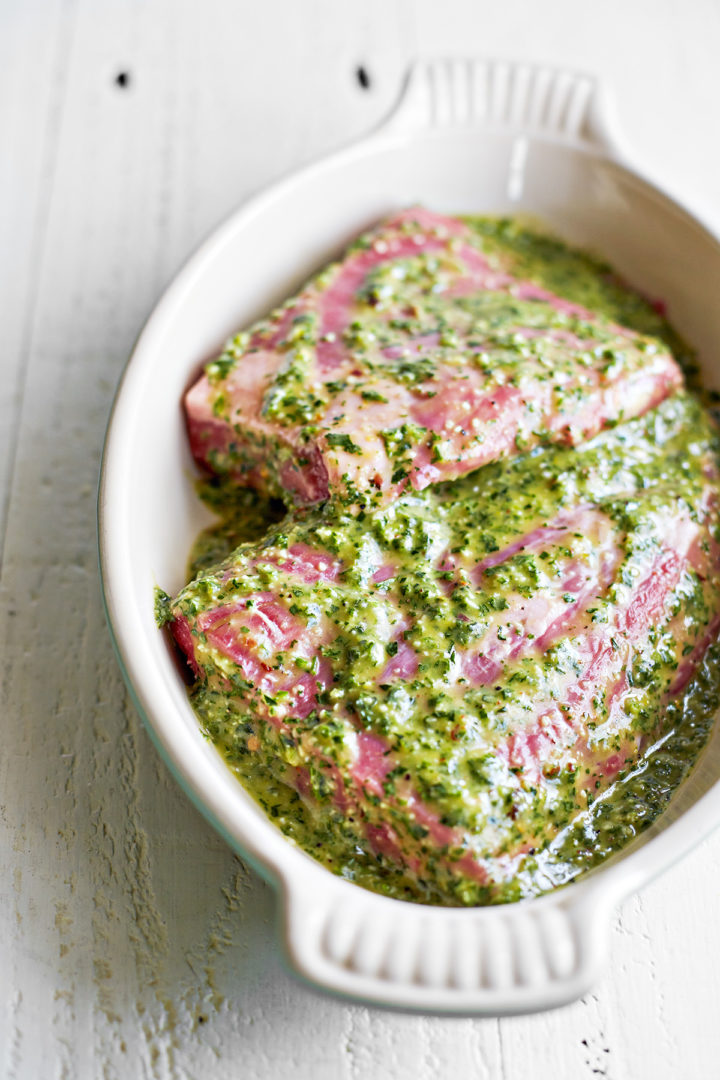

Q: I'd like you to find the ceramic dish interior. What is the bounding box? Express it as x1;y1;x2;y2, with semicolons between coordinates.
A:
99;58;720;1015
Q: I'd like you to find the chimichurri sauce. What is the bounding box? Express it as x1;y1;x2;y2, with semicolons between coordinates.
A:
191;637;720;904
188;478;285;580
169;215;720;906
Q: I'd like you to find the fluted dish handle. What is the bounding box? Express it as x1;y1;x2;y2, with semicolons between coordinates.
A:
382;57;628;158
281;871;617;1015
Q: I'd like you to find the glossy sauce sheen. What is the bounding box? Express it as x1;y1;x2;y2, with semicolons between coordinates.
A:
164;215;720;905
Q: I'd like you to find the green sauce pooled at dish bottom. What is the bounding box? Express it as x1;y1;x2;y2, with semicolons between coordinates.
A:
166;216;720;906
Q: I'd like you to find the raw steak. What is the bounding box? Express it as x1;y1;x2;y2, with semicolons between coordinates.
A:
170;394;720;902
185;209;682;508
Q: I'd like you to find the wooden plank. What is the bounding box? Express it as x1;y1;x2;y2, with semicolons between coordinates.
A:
0;0;77;557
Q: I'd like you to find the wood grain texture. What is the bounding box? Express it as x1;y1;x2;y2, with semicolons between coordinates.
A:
2;1;720;1076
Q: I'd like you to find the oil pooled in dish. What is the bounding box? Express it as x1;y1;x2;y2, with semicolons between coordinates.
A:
160;212;720;905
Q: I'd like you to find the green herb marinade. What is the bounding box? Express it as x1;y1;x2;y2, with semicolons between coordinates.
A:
170;216;720;906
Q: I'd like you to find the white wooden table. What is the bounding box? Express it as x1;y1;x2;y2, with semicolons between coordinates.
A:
2;2;720;1076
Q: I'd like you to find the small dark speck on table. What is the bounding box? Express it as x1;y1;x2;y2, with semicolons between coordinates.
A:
114;71;131;89
355;65;371;90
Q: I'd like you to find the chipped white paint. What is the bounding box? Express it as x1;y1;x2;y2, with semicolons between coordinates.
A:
2;0;720;1075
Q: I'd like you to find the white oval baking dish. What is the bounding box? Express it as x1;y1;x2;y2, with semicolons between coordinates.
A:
99;58;720;1015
